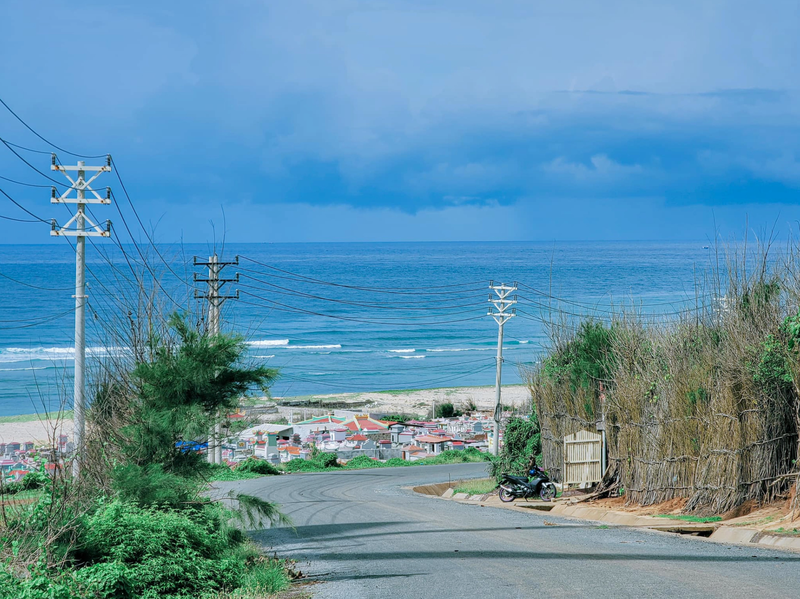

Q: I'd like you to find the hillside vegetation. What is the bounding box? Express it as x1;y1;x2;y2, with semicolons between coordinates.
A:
0;315;292;599
528;241;800;514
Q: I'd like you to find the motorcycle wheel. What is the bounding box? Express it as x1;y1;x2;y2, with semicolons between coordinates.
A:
539;483;557;502
498;487;516;503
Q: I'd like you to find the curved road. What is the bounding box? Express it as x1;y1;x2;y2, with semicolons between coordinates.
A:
221;463;800;598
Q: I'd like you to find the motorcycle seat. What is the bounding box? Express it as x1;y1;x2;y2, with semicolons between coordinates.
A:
504;475;529;484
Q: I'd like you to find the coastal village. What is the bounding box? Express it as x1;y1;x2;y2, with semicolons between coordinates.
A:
224;410;495;465
0;408;499;483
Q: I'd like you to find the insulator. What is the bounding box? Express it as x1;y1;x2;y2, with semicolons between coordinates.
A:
51;187;56;199
106;154;112;167
51;154;56;166
106;187;111;199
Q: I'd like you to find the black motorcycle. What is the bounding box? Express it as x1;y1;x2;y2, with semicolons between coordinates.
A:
498;466;557;502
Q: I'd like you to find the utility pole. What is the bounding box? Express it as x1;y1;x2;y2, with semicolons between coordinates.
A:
488;281;517;456
50;154;112;479
194;254;239;463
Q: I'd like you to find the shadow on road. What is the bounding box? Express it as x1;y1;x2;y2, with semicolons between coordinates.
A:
284;549;800;564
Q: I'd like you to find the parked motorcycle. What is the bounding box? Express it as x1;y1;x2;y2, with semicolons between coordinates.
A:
498;465;557;502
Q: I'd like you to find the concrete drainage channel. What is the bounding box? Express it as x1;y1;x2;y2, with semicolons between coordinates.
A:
413;481;800;551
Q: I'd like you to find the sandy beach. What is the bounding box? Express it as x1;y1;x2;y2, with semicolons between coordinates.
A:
0;385;530;442
273;384;531;420
0;418;73;445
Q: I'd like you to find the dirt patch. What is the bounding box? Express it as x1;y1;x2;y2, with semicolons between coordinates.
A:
722;499;759;520
591;496;687;516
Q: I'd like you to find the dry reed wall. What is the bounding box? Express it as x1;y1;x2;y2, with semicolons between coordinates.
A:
530;245;800;513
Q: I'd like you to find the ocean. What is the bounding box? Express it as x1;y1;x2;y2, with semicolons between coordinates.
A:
0;241;709;417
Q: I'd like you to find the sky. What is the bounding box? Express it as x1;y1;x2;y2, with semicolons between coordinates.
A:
1;0;799;243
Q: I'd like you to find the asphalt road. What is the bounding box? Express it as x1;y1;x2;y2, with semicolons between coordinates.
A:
220;463;800;598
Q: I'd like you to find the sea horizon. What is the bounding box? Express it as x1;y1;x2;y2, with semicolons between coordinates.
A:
1;240;723;417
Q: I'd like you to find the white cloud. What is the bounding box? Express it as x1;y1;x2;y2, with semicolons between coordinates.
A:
542;154;645;181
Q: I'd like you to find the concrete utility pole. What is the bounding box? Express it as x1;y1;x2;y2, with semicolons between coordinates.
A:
194;254;239;464
50;154;112;478
488;281;517;456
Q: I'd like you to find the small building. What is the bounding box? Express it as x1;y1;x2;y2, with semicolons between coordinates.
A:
402;445;428;461
292;415;345;438
414;435;452;455
341;415;390;435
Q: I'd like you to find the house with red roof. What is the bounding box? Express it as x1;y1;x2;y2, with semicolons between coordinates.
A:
292;414;345;438
341;415;390;434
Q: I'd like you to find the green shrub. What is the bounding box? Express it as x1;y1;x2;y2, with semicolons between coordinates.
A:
1;466;49;496
113;463;203;508
74;562;134;599
435;402;461;418
283;452;340;472
383;458;410;467
344;455;381;469
238;560;291;594
235;458;280;476
490;414;541;481
74;500;245;599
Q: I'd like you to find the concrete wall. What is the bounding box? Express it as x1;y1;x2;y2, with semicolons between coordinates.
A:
336;448;403;461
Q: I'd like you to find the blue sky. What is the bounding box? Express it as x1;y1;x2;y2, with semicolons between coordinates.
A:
1;0;799;243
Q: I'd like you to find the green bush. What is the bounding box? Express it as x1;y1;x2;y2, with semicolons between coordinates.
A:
344;455;381;469
542;320;616;418
435;402;461;418
383;458;410;467
74;562;134;599
74;500;246;599
1;466;49;496
490;415;541;481
283;452;340;472
235;457;281;476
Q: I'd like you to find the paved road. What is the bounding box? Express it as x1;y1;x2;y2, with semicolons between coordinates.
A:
221;463;800;598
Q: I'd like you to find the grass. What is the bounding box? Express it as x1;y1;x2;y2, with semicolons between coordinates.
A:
0;489;44;501
453;478;496;496
774;527;800;536
654;514;722;523
0;411;73;423
207;468;266;482
730;515;775;527
207;449;491;480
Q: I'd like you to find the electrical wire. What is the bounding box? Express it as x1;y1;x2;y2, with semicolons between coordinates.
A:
0;308;74;329
0;269;75;292
0;186;50;223
0;139;72;187
0;174;53;188
238;256;486;294
275;355;496;374
517;282;705;311
278;363;497;392
109;165;195;288
237;294;486;326
0;96;106;159
235;278;484;312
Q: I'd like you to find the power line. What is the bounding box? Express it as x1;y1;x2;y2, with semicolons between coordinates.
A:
237;271;485;309
239;256;486;294
110;160;196;288
0;140;73;187
236;281;483;316
0;174;53;188
0;96;106;159
0;268;75;291
237;292;485;325
0;186;49;223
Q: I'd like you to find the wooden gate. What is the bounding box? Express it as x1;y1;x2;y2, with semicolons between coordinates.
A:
563;430;602;486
